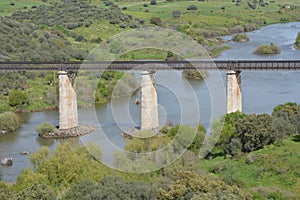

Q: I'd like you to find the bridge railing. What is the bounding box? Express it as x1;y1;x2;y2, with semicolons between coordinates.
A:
0;60;299;71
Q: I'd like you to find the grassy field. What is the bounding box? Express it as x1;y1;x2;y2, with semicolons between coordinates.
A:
201;135;300;199
115;0;300;27
0;0;46;16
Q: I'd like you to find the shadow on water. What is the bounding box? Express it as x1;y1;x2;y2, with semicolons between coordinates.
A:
292;135;300;142
36;137;55;146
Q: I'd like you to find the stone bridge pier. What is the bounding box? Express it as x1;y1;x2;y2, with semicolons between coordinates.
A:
226;70;242;114
58;71;78;130
140;71;159;131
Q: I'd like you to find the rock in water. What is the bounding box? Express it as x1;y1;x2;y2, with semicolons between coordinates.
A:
20;151;30;155
1;158;13;165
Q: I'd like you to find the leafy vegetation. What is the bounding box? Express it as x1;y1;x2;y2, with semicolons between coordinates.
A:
0;71;58;112
295;32;300;50
233;33;249;42
36;122;55;136
0;0;300;198
253;43;281;55
0;111;20;132
157;171;252;200
65;177;158;200
211;103;300;158
0;17;81;61
8;90;29;108
1;103;300;198
0;0;298;61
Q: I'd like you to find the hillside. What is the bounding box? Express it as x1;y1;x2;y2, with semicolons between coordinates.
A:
0;0;299;60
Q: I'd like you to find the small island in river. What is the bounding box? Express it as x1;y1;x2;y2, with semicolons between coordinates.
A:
295;32;300;50
253;43;281;55
232;33;249;42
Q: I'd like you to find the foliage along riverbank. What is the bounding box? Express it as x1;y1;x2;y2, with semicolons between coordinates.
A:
1;102;300;199
0;71;138;112
0;112;20;134
295;32;300;50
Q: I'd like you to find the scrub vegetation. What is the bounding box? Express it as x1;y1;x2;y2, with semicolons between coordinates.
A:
253;43;281;54
1;103;300;199
295;32;300;50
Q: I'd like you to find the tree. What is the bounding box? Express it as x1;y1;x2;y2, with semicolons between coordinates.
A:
157;171;252;199
234;114;278;153
64;176;158;200
16;143;111;191
14;184;57;200
0;112;20;132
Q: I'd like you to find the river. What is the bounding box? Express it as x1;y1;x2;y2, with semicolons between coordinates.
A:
0;22;299;182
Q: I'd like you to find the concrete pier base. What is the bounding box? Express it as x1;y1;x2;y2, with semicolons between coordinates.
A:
140;71;159;131
58;71;78;130
226;70;242;114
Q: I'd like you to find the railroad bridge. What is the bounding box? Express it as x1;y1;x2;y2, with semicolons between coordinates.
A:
1;60;300;131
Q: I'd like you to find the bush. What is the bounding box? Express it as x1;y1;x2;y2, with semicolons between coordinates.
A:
119;24;126;28
150;0;157;5
233;33;249;42
75;35;86;42
150;16;163;26
253;43;281;54
234;114;278;153
187;5;198;10
36;122;55;136
103;1;113;6
172;10;181;18
8;90;29;107
15;184;56;200
0;112;20;132
65;177;158;200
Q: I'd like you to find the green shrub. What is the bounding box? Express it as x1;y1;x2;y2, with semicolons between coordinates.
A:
0;112;20;132
15;184;56;200
253;43;281;54
150;16;163;26
150;0;157;5
233;33;249;42
172;10;181;18
187;5;198;10
36;122;55;136
8;90;29;107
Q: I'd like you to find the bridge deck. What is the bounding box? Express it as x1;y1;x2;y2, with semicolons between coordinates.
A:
0;60;300;71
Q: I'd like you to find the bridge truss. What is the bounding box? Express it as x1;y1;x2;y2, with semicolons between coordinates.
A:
0;60;300;71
